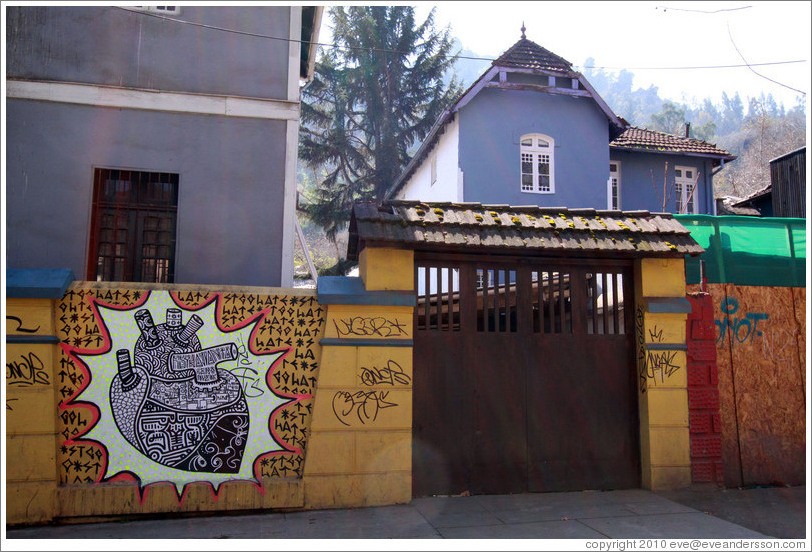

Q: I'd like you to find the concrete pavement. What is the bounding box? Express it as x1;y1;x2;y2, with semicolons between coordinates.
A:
4;486;807;542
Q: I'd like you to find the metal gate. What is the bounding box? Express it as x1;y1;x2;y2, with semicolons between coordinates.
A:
412;252;640;497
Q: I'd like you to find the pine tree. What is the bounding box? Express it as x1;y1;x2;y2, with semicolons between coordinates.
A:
299;6;462;242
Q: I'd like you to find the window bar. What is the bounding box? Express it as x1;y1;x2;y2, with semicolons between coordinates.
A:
497;270;505;333
502;270;510;332
453;269;461;331
546;272;555;333
600;272;609;335
614;273;623;334
612;273;620;334
589;273;598;334
558;272;567;333
505;270;511;333
492;270;500;333
500;270;508;332
479;268;487;331
482;270;494;332
423;265;431;330
532;270;540;333
441;267;449;331
434;266;443;331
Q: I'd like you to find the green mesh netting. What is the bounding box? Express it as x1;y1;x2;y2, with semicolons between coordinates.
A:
675;215;807;287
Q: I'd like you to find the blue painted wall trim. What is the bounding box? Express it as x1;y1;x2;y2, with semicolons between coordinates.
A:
317;276;416;306
6;335;61;344
320;338;414;347
645;342;688;351
646;296;692;314
6;268;75;298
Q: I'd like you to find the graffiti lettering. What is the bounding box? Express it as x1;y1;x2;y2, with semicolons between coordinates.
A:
7;398;19;411
6;315;40;333
6;351;50;386
333;317;408;338
645;350;681;384
715;297;769;346
761;328;793;364
331;390;397;426
228;337;265;398
636;305;647;393
360;360;411;386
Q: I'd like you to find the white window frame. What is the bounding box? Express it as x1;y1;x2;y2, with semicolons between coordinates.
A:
520;133;555;194
608;161;621;210
674;165;698;214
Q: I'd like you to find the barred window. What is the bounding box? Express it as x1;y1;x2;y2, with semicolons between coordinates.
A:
89;168;179;283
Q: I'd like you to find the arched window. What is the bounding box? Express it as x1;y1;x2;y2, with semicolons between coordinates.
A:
520;134;555;194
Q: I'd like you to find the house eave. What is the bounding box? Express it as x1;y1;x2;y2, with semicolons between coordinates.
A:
610;145;737;165
385;110;455;199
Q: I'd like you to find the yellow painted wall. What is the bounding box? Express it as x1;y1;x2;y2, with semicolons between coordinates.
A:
6;274;415;526
635;258;691;490
359;248;414;291
5;298;60;525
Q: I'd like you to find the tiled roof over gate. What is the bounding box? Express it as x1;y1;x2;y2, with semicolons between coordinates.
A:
348;200;704;261
611;127;736;160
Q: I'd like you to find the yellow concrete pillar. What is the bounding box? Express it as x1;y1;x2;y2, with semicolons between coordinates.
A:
305;250;415;509
359;247;414;291
5;297;61;525
635;258;692;490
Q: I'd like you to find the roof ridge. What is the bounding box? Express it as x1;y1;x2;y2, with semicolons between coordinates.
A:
492;36;573;72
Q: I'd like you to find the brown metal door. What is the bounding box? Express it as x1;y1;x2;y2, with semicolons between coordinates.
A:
413;254;639;497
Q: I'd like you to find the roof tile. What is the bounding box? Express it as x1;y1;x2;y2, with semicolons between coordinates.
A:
493;37;574;74
348;200;703;260
611;126;735;159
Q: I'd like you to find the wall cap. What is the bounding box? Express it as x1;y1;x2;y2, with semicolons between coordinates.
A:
6;268;75;298
317;277;415;306
646;296;692;314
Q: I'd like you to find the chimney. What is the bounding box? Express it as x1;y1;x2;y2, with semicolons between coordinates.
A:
685;122;691;138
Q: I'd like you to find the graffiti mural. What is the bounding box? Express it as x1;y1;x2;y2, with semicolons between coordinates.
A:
58;287;325;497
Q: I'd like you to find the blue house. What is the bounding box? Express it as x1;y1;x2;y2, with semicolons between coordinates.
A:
387;30;736;215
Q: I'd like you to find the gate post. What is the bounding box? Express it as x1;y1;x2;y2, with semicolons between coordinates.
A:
305;247;415;508
5;268;74;525
634;258;692;490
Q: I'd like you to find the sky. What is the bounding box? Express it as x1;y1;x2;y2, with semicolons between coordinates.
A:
321;1;811;110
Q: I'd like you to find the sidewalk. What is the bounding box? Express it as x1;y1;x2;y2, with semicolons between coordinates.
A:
5;486;807;541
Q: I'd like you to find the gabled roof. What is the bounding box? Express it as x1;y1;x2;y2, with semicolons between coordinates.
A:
716;196;761;216
492;37;575;73
733;184;772;206
610;127;736;164
385;32;625;199
348;200;703;261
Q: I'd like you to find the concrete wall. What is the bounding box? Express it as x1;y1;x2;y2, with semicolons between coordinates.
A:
6;270;415;525
611;150;715;215
6;6;291;99
5;5;302;287
6;100;289;286
7;248;694;526
458;88;610;207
